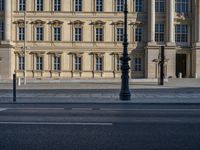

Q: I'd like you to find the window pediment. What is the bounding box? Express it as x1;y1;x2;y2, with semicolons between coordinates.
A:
31;20;46;25
112;21;124;26
70;20;85;26
49;20;64;26
91;20;106;26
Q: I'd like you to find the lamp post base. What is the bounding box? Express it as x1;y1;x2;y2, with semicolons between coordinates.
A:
119;92;131;101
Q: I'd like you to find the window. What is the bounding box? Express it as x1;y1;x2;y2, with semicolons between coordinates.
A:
175;24;188;43
75;56;82;71
116;27;124;42
54;0;61;11
135;0;142;12
37;0;43;11
116;0;124;12
54;27;61;41
0;21;4;40
36;56;43;70
75;27;82;41
116;56;121;71
175;0;190;14
18;27;25;41
36;27;44;41
54;56;61;70
0;0;4;11
134;57;142;71
96;57;103;71
155;0;164;12
135;27;142;42
155;23;165;42
18;56;24;70
96;0;103;12
19;0;25;11
75;0;82;11
96;28;104;41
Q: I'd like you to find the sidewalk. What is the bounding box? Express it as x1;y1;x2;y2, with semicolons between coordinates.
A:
1;78;200;90
0;78;200;104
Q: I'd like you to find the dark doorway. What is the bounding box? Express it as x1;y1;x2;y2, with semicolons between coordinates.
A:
176;54;186;78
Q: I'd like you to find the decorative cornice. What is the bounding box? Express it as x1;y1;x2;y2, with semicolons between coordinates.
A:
49;20;64;26
31;19;46;25
91;20;106;26
69;20;85;26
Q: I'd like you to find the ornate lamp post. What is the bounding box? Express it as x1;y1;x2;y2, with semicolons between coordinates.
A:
119;0;131;101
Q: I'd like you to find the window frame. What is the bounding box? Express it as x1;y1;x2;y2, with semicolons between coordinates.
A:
155;23;165;42
54;0;61;11
36;56;43;71
35;26;44;41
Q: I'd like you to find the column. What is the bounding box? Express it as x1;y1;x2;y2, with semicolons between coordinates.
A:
148;0;155;43
196;0;200;43
168;0;175;43
4;0;12;42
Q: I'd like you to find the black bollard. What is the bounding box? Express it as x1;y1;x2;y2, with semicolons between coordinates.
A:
13;74;16;102
159;46;165;85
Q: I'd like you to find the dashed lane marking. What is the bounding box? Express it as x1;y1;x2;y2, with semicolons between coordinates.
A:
100;108;200;111
0;122;113;126
0;108;8;112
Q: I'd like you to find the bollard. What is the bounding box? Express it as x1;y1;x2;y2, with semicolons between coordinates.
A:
13;74;16;102
159;46;165;85
18;77;20;86
179;73;182;78
195;73;198;79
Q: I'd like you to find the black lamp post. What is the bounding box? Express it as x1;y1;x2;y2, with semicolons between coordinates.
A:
119;0;131;101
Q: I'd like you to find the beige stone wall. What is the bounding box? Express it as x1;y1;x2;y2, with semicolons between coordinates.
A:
0;0;200;80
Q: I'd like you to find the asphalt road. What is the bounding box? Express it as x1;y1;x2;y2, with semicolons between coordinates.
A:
0;104;200;150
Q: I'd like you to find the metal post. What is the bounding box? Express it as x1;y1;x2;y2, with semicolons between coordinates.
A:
120;0;131;101
13;74;16;102
159;46;165;85
23;1;27;85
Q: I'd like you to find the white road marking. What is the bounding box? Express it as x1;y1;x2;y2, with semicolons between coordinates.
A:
0;122;112;126
8;108;64;110
0;108;7;112
100;108;200;111
72;108;93;111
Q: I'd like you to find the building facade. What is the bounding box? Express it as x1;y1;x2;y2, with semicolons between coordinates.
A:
0;0;200;81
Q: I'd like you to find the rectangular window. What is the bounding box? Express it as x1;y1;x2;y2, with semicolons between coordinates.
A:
18;56;25;70
116;0;124;12
135;0;142;12
96;57;103;71
37;0;43;11
54;0;61;11
134;57;142;71
0;0;4;11
175;24;188;43
175;0;190;14
116;27;124;42
54;27;61;41
18;27;25;41
96;0;103;12
54;56;61;70
155;0;164;12
0;21;4;40
19;0;25;11
96;28;103;41
155;23;165;42
135;27;142;42
75;56;82;71
36;27;44;41
75;27;82;41
116;56;121;71
36;56;43;70
75;0;82;11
